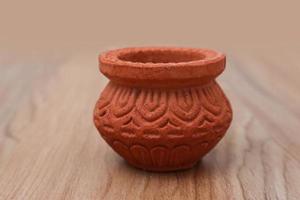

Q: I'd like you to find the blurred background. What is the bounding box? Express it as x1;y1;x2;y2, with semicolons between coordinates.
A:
1;0;299;54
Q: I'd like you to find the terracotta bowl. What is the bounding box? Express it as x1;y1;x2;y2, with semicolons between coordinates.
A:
94;47;232;172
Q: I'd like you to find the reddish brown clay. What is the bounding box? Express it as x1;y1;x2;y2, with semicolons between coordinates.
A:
94;47;232;172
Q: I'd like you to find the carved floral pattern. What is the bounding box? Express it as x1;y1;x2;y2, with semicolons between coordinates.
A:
94;81;232;171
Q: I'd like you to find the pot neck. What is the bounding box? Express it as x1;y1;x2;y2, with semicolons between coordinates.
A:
109;78;216;89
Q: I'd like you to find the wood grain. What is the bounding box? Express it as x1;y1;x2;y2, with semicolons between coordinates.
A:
0;48;299;200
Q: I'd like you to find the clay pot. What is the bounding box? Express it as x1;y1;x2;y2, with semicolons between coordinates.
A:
94;47;232;172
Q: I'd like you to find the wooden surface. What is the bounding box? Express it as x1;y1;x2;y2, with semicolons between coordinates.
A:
0;48;299;200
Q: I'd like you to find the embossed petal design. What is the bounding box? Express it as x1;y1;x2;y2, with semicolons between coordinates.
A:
94;81;232;171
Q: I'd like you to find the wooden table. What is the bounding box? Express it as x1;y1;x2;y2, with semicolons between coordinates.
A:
1;48;299;200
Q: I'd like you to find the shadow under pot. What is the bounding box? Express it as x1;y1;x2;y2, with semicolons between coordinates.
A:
94;47;233;172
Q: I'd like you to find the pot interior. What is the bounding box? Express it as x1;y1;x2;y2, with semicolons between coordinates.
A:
118;49;206;64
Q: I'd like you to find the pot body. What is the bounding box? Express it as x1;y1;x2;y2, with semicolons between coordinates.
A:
94;80;232;171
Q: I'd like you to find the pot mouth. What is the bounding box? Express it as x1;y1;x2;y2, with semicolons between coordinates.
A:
116;48;207;64
99;47;226;87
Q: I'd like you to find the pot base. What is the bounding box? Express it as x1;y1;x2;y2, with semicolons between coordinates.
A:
127;160;198;172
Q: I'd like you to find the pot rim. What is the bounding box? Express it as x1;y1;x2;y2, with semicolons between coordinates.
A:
99;47;226;87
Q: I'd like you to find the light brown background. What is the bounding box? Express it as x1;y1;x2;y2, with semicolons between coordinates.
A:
1;0;299;52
